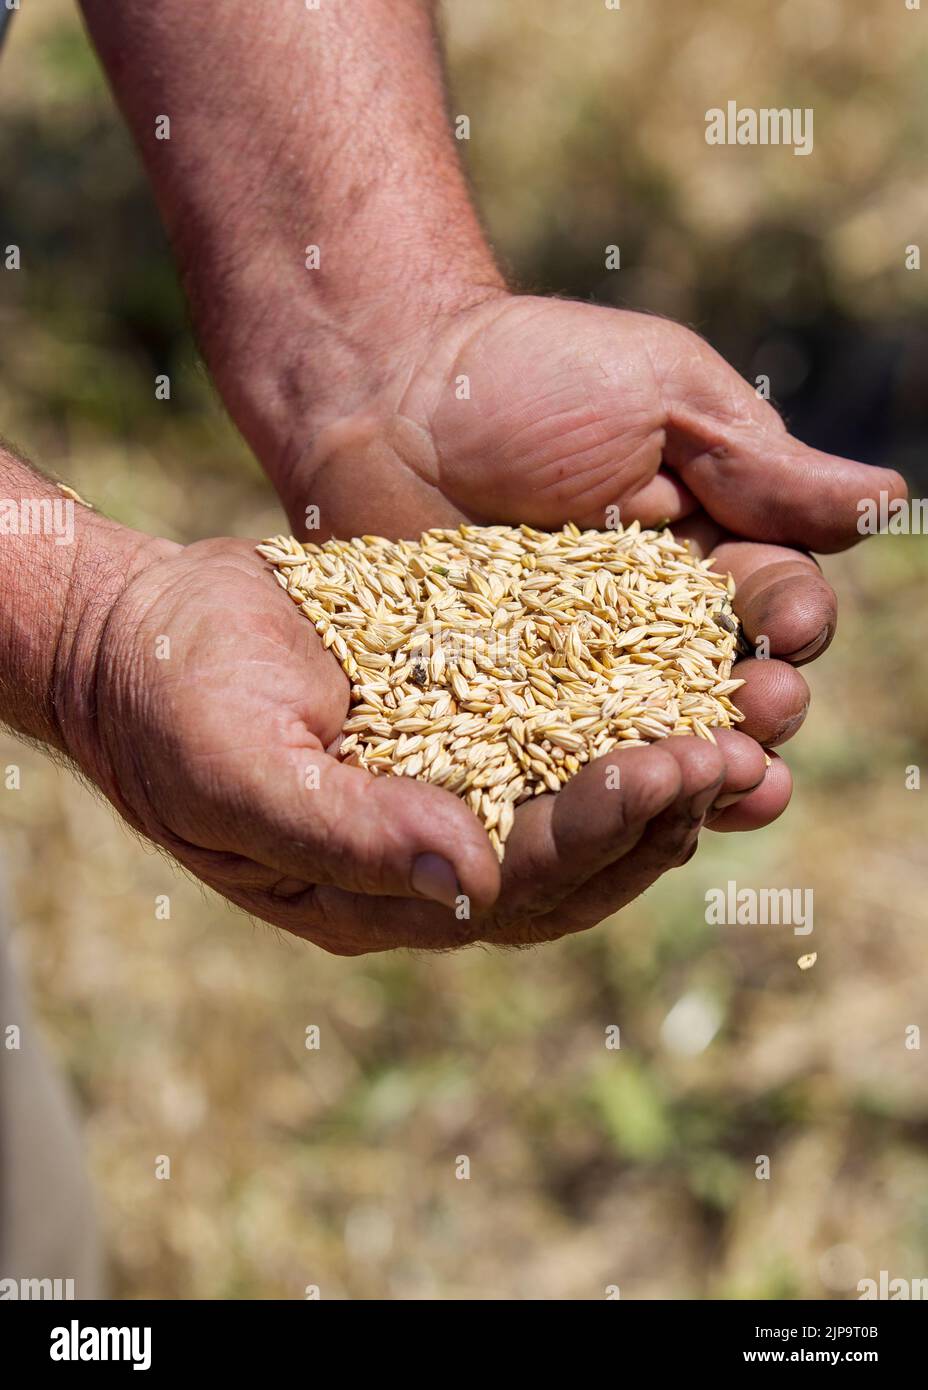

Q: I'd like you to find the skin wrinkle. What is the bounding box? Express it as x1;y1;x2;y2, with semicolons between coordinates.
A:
524;442;654;512
505;426;631;489
416;304;663;507
775;704;811;742
495;372;656;467
490;393;606;454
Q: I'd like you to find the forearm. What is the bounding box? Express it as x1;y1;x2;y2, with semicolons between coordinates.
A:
78;0;504;503
0;445;167;761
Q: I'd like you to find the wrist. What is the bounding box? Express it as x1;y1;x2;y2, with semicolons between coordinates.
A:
51;516;181;782
263;283;513;537
220;259;509;510
81;0;512;530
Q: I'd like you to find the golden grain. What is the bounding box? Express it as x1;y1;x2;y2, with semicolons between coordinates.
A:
258;522;745;860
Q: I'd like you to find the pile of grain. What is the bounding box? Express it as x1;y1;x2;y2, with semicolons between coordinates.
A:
258;522;745;859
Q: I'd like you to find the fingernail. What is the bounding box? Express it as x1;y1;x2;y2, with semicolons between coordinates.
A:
711;774;766;814
773;704;809;744
411;853;460;908
689;783;722;820
784;626;831;664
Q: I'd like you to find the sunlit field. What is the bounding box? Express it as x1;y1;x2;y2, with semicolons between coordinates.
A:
1;0;926;1298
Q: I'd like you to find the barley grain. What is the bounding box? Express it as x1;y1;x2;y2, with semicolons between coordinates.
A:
258;522;745;861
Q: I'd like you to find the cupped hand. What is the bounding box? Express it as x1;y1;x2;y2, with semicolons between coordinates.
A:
292;292;905;832
62;536;773;954
303;294;905;550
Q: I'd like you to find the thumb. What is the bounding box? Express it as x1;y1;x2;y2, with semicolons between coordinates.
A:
227;745;502;912
661;396;907;554
648;321;907;552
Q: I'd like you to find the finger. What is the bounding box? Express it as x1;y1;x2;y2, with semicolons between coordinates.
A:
494;733;728;943
221;746;502;912
654;330;907;552
731;659;809;746
712;541;836;664
613;467;699;528
483;735;725;940
163;840;469;956
707;728;768;807
664;409;907;554
707;751;792;832
667;518;837;664
488;742;686;921
211;873;467;957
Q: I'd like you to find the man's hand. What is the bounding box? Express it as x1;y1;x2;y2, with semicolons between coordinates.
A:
295;294;906;548
55;536;779;953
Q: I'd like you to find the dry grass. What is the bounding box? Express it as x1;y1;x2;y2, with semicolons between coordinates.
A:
259;522;744;858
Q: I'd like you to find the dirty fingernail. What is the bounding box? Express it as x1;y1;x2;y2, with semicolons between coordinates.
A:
784;626;831;664
411;853;460;908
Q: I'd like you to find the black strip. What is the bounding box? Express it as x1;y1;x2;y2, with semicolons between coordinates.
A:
0;1298;923;1376
0;7;13;55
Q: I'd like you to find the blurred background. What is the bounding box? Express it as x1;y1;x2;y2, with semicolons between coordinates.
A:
0;0;926;1299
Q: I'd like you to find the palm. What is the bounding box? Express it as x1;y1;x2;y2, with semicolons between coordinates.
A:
87;539;351;911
